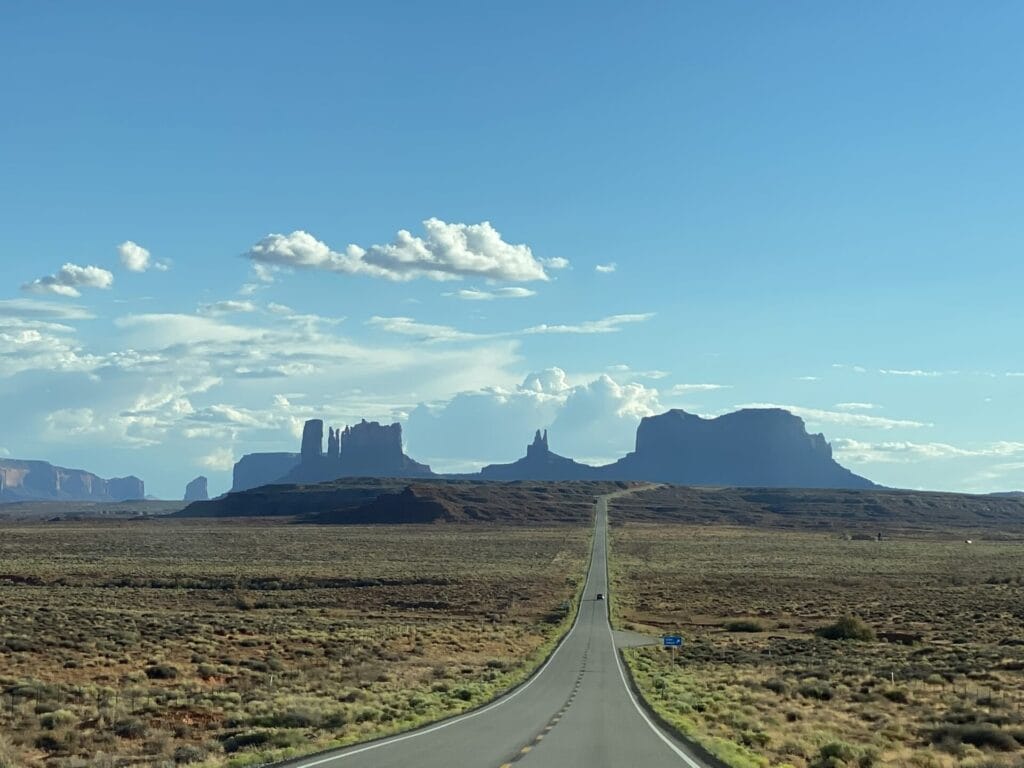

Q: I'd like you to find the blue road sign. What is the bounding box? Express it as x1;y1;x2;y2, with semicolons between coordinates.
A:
662;635;683;647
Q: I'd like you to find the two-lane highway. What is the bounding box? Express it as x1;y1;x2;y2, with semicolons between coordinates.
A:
280;491;708;768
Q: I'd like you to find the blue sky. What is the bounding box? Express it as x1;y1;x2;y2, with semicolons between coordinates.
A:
2;2;1022;498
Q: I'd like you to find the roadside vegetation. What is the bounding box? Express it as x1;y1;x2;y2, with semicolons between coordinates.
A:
610;520;1024;768
0;519;589;766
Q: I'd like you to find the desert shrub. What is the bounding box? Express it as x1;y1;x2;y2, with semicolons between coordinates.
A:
814;740;857;767
882;687;909;703
145;663;179;680
39;709;76;729
173;745;207;764
764;678;789;694
817;616;876;642
0;735;23;768
797;680;834;700
114;718;149;739
932;724;1019;752
221;730;271;753
726;620;766;633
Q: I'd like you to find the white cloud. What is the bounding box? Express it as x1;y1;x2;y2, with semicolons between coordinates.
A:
0;299;94;320
542;257;570;270
246;219;555;283
737;403;931;430
879;369;944;377
595;263;617;274
366;316;484;343
446;287;537;300
797;376;820;382
198;300;258;316
1007;372;1024;378
22;263;114;297
406;368;660;470
367;312;655;343
834;438;1024;464
522;313;654;335
115;314;261;348
118;241;151;272
0;446;9;457
199;447;236;471
671;383;731;394
835;402;879;411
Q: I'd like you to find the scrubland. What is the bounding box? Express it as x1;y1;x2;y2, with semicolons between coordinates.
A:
611;521;1024;768
0;520;589;767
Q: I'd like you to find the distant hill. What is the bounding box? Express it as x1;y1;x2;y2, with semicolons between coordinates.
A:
176;478;633;524
611;485;1024;533
174;478;407;518
1;459;144;503
990;491;1024;498
0;500;184;521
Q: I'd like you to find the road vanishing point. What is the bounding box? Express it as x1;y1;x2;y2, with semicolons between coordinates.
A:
278;491;710;768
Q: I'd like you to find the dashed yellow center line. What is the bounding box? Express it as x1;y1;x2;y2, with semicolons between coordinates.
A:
520;746;532;755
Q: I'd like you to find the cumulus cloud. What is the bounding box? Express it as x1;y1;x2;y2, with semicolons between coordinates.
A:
405;368;660;470
737;403;931;430
22;263;114;297
246;218;557;283
595;263;617;273
118;241;151;272
542;257;570;270
446;287;537;301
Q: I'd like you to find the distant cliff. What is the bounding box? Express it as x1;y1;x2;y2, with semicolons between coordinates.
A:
601;409;876;489
232;452;300;492
0;459;145;503
481;430;598;481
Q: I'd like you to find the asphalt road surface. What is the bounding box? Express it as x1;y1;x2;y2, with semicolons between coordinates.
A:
279;492;708;768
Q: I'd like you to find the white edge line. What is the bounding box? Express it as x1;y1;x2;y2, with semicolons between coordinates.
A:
288;500;600;767
602;500;705;768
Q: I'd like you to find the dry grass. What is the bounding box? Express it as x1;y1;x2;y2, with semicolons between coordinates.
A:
610;523;1024;768
0;519;589;766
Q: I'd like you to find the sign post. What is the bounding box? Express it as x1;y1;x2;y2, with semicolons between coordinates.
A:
662;634;683;665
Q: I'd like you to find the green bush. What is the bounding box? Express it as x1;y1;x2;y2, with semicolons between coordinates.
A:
817;615;876;642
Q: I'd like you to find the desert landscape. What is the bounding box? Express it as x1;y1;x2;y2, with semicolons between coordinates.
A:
0;510;590;767
610;488;1024;768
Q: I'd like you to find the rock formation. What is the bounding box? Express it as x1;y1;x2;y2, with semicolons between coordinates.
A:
228;407;876;492
184;476;209;502
481;429;598;481
284;418;433;483
300;419;324;462
0;459;145;503
231;452;300;493
599;408;876;489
